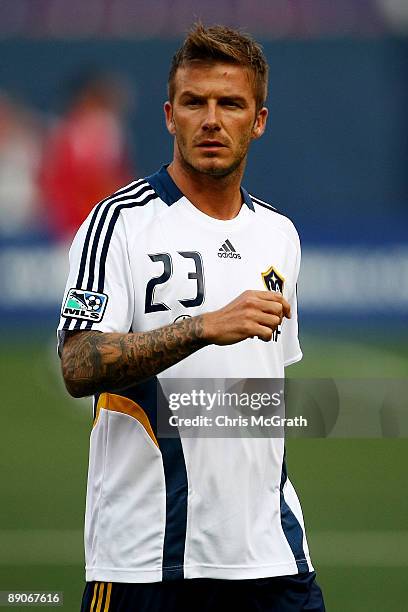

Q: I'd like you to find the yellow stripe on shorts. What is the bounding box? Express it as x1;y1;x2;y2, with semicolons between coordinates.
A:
104;583;112;611
90;583;98;612
96;583;105;612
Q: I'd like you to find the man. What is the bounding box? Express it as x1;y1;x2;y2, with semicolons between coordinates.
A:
58;23;325;612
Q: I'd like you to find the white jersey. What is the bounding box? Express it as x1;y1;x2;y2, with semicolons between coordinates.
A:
57;165;313;583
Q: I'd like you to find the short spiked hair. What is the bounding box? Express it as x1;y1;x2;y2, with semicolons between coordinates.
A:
168;23;269;112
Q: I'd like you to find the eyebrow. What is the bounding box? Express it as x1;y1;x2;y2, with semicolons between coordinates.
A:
218;95;247;105
179;91;248;104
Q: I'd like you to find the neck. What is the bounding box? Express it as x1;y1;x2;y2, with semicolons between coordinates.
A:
167;157;246;220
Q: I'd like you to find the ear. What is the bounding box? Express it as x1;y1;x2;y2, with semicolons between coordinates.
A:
252;107;268;140
164;101;176;136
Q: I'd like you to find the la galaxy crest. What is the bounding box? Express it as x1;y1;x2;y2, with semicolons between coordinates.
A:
262;265;285;293
261;266;285;342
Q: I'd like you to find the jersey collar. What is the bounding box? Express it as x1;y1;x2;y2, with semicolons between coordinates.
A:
146;164;255;212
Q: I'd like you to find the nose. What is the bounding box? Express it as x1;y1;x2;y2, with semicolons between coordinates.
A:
202;102;221;132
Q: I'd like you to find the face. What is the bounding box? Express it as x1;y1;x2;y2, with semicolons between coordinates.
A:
164;62;268;178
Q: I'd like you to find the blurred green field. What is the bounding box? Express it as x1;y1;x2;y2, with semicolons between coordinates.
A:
0;329;407;611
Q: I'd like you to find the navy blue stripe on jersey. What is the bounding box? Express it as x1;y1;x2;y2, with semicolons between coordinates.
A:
77;180;146;287
250;195;278;212
280;453;309;573
251;195;297;222
121;380;188;581
146;165;184;206
86;184;153;291
62;179;146;329
147;164;255;211
159;437;188;580
92;393;100;422
241;187;255;211
97;191;158;293
75;185;155;330
81;190;159;330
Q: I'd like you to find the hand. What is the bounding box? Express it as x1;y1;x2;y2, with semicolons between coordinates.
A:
202;290;291;345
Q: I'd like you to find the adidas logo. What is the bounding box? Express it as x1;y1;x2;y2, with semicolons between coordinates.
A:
218;239;241;259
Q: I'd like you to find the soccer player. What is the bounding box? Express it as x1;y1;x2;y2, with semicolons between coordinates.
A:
58;24;325;612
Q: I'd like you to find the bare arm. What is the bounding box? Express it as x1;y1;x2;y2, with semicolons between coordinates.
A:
61;290;290;398
61;315;206;398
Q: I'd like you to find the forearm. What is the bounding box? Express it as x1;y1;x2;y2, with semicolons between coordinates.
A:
61;316;207;398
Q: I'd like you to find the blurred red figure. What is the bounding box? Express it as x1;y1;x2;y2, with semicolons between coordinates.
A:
0;92;43;235
40;72;133;241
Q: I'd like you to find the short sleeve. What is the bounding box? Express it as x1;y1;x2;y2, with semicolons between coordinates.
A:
281;285;302;367
57;210;134;353
281;228;302;367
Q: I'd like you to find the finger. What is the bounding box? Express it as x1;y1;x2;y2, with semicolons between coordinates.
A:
256;312;283;328
249;290;284;301
243;289;285;304
280;297;291;319
254;296;291;320
253;324;275;342
267;294;291;319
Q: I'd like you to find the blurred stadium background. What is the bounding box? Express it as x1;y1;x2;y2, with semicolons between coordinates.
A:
0;1;407;610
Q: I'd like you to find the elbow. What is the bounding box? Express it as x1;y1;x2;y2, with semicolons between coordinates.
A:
62;373;89;398
64;379;88;399
61;360;93;399
60;333;96;398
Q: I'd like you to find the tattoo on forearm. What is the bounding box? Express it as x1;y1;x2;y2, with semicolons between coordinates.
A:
61;316;206;397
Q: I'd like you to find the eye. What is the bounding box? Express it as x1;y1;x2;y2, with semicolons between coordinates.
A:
220;99;242;108
185;98;203;107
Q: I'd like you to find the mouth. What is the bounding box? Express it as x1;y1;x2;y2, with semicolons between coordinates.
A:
196;140;227;149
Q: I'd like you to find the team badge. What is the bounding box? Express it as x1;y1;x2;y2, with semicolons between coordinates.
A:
62;288;108;322
261;266;285;343
261;266;285;293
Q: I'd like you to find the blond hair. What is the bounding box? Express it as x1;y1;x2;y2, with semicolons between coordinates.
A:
168;23;268;111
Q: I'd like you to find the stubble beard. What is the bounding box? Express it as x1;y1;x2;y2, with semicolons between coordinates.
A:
176;133;251;179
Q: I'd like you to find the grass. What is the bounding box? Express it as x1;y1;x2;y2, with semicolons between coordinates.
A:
0;328;406;610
